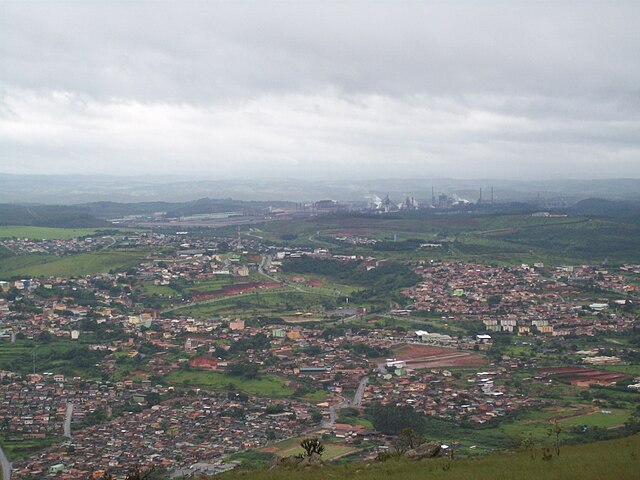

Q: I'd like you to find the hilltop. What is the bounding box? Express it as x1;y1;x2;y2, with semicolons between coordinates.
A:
215;434;640;480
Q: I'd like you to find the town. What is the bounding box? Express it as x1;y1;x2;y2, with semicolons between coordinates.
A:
1;216;639;479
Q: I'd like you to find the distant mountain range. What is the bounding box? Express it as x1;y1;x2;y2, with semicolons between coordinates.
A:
2;174;640;204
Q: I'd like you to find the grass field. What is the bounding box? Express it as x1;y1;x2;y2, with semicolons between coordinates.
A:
169;289;339;318
221;434;640;480
0;339;105;378
165;370;294;398
184;275;243;292
0;226;106;239
138;282;181;297
0;250;148;279
601;364;640;376
561;409;632;428
0;435;65;461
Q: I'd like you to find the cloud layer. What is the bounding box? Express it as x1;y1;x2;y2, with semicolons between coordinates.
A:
1;1;639;179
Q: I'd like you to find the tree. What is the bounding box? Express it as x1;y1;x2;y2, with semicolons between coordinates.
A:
300;438;325;457
311;411;324;424
396;427;425;450
227;361;260;379
38;331;53;344
367;403;427;435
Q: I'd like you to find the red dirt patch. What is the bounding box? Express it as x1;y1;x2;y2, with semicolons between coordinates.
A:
326;229;375;235
392;344;486;368
539;367;629;386
191;281;281;301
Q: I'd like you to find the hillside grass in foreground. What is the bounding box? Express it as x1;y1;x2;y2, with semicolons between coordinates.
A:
219;434;640;480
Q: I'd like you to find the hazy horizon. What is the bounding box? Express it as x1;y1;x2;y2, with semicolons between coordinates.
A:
3;173;640;205
1;1;639;180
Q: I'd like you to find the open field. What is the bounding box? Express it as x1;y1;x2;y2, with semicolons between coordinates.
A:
0;250;149;279
600;364;640;377
169;289;339;318
392;344;487;368
0;226;106;239
222;434;640;480
183;275;245;292
0;339;105;378
189;281;282;302
256;213;584;243
248;212;640;264
0;435;66;461
561;408;631;428
259;437;359;461
138;282;181;297
165;370;294;398
539;367;630;386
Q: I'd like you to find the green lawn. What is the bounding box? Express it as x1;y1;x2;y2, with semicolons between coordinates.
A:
165;370;294;398
0;250;148;279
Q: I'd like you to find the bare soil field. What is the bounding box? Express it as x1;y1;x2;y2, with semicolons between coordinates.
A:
392;344;487;368
539;366;629;386
282;316;327;323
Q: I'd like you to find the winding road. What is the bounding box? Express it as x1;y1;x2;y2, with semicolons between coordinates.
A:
323;375;369;428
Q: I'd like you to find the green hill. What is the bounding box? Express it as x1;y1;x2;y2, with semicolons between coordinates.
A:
217;434;640;480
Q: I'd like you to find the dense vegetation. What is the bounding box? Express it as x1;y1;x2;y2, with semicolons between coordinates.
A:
282;257;420;306
0;204;111;228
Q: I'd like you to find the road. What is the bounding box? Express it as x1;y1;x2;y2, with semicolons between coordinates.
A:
322;375;369;428
257;255;279;282
351;376;369;407
0;241;17;255
0;445;11;480
63;402;73;438
101;236;117;250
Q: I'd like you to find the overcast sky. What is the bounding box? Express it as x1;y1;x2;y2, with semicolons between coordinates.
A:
0;1;639;180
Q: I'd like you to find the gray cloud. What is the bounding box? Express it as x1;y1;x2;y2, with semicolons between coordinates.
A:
0;1;639;179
